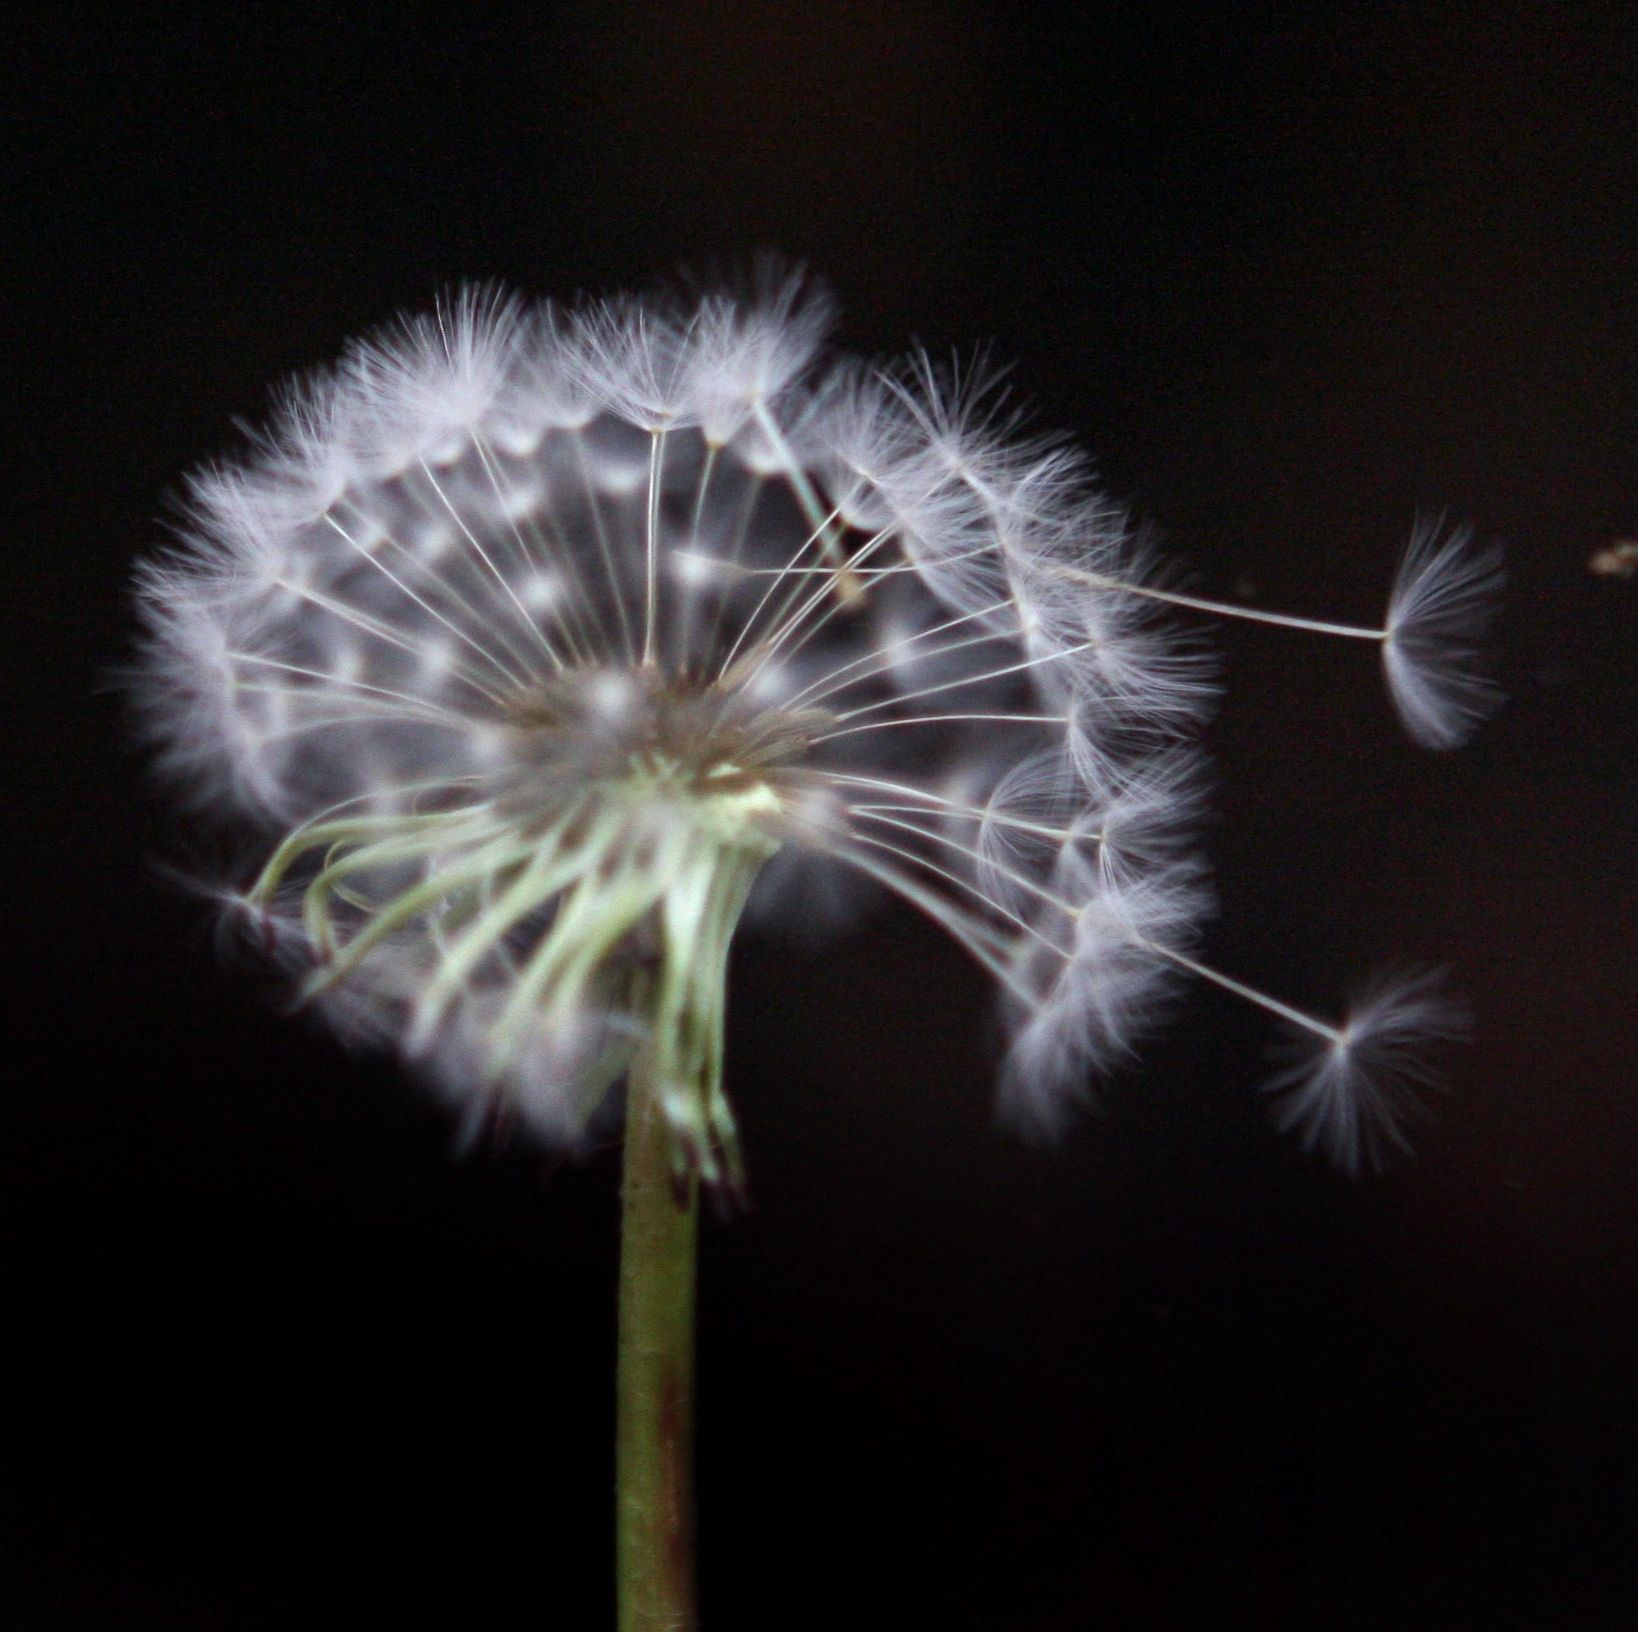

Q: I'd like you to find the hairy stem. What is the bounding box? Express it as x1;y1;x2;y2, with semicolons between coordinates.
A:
617;1054;699;1631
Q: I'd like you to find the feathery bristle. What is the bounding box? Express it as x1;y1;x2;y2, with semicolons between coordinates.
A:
1383;517;1505;750
1262;968;1470;1174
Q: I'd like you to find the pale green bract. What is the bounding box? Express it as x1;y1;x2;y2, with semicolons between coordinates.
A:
252;698;789;1191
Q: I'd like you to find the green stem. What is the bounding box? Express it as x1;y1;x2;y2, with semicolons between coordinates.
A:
617;1055;699;1631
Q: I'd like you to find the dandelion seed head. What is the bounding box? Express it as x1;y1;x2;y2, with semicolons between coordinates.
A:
134;268;1495;1186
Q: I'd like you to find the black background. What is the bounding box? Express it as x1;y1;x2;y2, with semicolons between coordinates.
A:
8;4;1637;1626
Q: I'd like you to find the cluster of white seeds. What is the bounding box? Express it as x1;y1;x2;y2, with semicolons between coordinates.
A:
134;271;1500;1183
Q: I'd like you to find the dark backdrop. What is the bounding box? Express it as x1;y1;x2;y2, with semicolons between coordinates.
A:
8;4;1636;1627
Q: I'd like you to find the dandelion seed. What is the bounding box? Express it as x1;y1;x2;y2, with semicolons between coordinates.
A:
1036;513;1504;754
133;268;1497;1185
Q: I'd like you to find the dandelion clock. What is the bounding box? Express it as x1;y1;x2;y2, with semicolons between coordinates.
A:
133;267;1499;1628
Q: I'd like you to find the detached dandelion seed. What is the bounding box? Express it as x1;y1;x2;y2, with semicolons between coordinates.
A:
132;266;1500;1627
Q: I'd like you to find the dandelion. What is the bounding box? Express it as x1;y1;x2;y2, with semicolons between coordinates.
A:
132;267;1499;1627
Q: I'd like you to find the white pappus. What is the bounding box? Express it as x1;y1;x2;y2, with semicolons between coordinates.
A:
133;268;1500;1187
